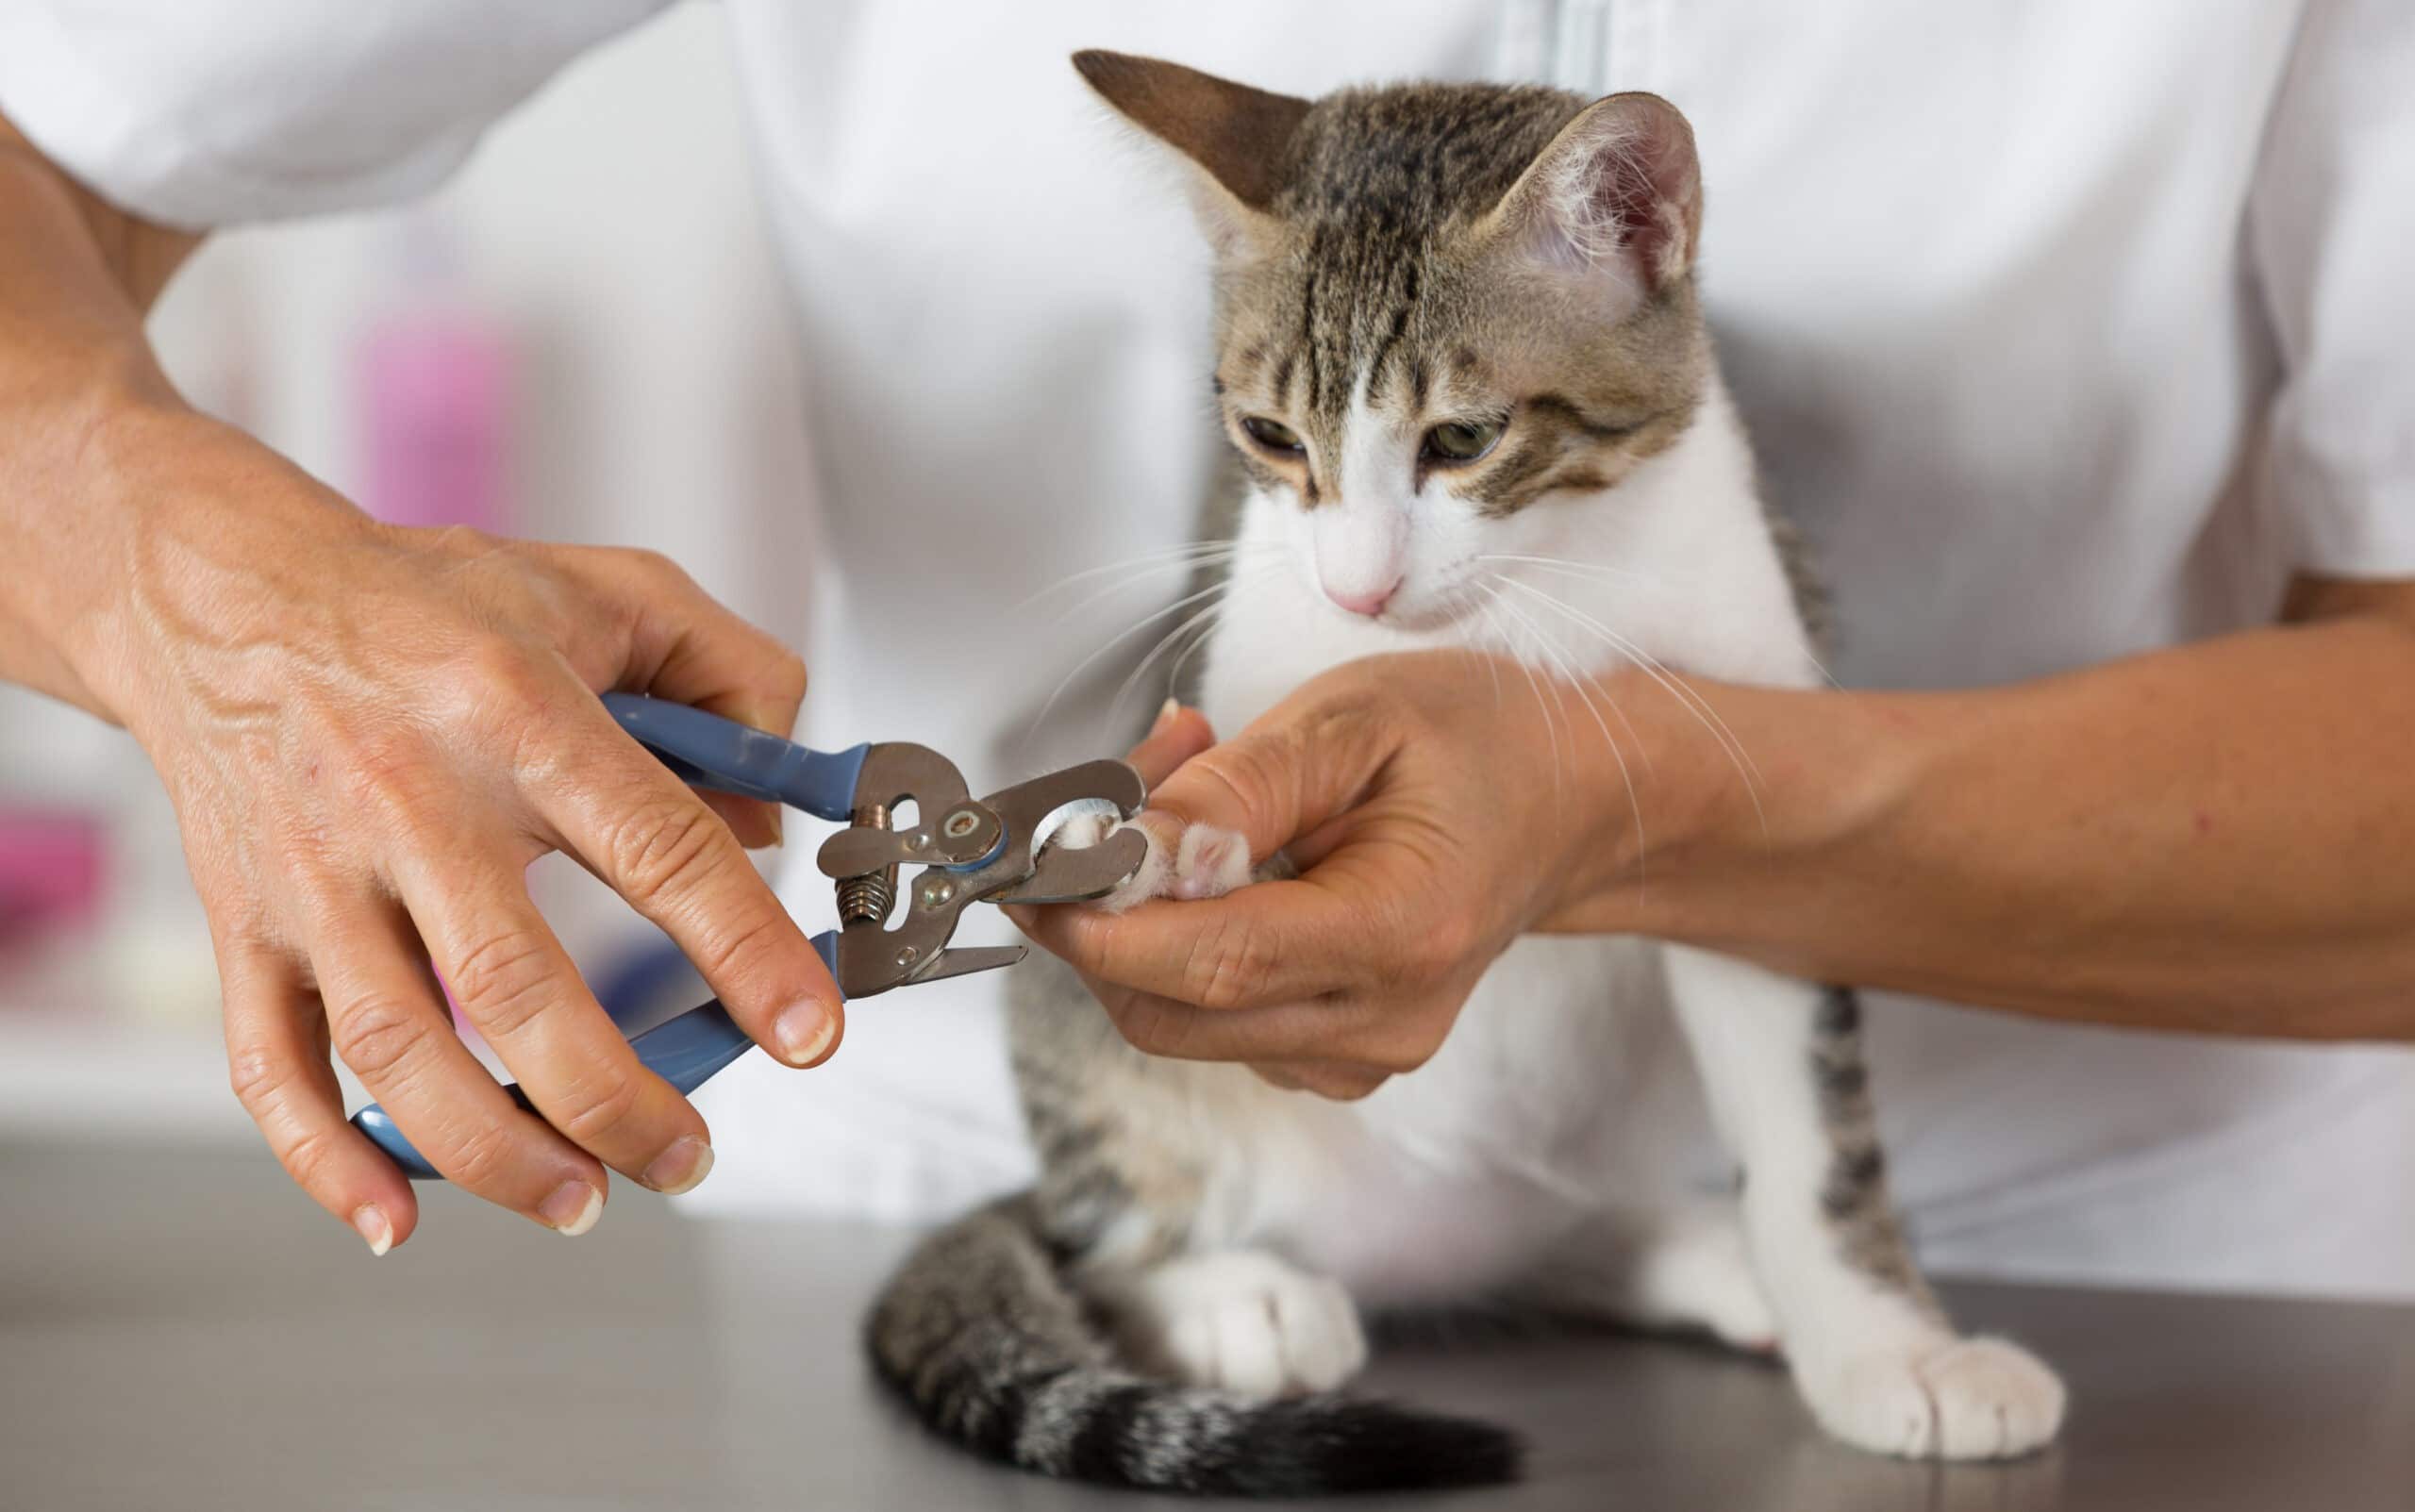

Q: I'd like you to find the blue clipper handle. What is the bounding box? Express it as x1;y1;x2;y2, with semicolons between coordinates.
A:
600;690;869;821
351;932;841;1181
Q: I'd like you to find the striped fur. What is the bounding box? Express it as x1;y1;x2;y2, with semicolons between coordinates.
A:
865;1202;1520;1494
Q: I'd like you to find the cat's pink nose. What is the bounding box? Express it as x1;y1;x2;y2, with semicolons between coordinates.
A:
1324;575;1402;618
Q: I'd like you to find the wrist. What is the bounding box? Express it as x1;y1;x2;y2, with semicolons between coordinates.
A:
1542;679;1927;941
29;387;367;732
0;350;180;717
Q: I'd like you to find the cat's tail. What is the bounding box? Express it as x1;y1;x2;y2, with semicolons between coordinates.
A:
864;1195;1522;1496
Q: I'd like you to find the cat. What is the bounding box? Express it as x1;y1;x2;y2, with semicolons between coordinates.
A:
864;50;2067;1495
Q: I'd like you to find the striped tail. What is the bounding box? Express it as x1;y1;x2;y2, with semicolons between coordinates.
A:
865;1196;1522;1496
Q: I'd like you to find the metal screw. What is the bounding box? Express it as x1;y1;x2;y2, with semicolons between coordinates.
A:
942;808;980;839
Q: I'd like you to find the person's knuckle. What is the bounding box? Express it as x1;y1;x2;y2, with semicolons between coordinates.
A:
549;1070;643;1147
622;546;691;588
1112;998;1191;1058
447;928;559;1037
328;992;431;1082
766;647;808;706
457;635;558;725
332;722;441;821
1186;913;1274;1011
279;1122;341;1190
442;1120;516;1189
608;797;731;909
225;1039;292;1117
687;903;789;989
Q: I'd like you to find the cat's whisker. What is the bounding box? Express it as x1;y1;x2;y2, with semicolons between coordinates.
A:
1167;596;1230;706
1103;584;1235;744
1044;544;1264;629
1489;580;1651;860
1504;578;1771;838
1014;540;1249;614
1484;550;1844;691
1475;552;1684;590
1482;584;1573;817
1024;576;1241;745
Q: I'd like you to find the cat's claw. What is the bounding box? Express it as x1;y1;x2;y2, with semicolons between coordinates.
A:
1804;1336;2066;1459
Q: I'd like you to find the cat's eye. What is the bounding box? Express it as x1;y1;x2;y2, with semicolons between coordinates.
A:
1241;415;1304;454
1423;419;1504;464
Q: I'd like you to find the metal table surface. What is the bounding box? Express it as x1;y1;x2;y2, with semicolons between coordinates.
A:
4;1140;2410;1511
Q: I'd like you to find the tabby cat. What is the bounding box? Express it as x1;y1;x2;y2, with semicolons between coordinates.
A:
866;50;2067;1495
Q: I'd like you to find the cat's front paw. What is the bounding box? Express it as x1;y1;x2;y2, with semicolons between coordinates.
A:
1058;815;1254;914
1105;1250;1368;1400
1803;1336;2066;1460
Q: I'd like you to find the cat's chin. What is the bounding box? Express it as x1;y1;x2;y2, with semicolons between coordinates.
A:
1323;592;1483;639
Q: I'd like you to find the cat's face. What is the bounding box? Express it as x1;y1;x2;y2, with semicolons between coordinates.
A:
1078;54;1709;630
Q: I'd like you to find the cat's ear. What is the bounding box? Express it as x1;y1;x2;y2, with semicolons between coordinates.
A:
1073;49;1307;257
1482;91;1702;295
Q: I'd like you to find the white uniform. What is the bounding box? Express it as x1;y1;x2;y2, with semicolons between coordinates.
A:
7;0;2411;1297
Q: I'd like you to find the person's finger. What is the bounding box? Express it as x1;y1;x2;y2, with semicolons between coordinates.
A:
1250;1060;1391;1101
1023;868;1384;1009
1092;981;1397;1066
530;699;842;1069
310;894;611;1232
218;939;421;1253
390;843;717;1194
1135;682;1401;865
1129;700;1218;789
569;544;811;850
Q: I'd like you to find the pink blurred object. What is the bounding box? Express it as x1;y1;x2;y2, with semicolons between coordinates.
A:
358;216;516;533
0;807;107;945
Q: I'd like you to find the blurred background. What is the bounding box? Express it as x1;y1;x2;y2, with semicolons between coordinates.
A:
0;7;809;1149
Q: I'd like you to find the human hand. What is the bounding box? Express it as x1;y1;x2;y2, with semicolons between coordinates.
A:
79;409;840;1251
1016;652;1675;1099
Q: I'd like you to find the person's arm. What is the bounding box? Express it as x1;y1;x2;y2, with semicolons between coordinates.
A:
1020;582;2415;1098
0;112;841;1248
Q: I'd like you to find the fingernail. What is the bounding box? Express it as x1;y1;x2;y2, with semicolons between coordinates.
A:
351;1203;393;1257
774;1002;839;1066
540;1180;604;1236
1150;697;1181;737
767;806;785;848
642;1136;715;1195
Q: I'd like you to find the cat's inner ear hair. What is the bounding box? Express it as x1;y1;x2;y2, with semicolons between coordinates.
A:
1073;49;1307;257
1482;91;1704;295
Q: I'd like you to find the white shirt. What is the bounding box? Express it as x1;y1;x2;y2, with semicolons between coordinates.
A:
6;0;2411;1298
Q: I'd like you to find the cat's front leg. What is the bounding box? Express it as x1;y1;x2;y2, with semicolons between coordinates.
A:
1660;945;2067;1459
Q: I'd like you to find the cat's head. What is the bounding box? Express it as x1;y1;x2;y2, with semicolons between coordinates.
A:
1077;51;1709;629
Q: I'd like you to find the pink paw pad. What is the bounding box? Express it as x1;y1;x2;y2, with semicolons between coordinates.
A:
1072;816;1253;913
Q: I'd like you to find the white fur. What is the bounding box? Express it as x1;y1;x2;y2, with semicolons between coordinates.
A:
1107;386;2065;1459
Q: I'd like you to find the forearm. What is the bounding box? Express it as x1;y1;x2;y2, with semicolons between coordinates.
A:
0;109;203;717
1595;597;2415;1038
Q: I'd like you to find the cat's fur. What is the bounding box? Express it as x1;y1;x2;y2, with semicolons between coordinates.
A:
865;52;2066;1495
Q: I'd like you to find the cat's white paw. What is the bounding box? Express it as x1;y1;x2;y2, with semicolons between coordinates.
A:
1805;1336;2066;1459
1106;1250;1368;1400
1072;817;1253;914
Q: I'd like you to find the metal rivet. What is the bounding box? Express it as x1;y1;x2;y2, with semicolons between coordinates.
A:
942;808;980;839
907;829;930;849
920;878;956;908
894;945;919;967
